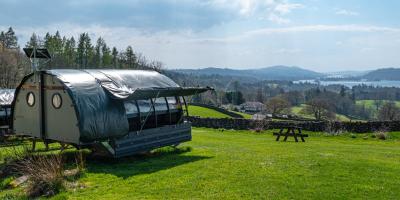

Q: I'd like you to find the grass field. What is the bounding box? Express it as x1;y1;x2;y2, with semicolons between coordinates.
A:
230;111;253;119
356;100;400;110
188;105;252;119
188;105;232;118
291;104;351;121
1;128;400;199
356;100;400;116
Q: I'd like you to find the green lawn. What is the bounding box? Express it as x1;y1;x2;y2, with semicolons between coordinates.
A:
1;128;400;199
230;110;253;119
188;105;232;118
291;104;352;121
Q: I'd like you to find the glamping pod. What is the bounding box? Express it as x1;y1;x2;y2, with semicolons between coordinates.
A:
12;69;210;157
0;89;14;136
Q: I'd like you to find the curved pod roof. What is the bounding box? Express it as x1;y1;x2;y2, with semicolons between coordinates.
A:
15;69;210;142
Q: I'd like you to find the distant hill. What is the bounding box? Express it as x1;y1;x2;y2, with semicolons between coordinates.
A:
174;66;323;81
362;68;400;81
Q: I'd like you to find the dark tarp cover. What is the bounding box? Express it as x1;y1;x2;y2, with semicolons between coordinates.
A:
45;69;210;142
0;89;15;106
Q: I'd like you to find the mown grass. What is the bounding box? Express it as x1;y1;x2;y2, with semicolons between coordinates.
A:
1;128;400;199
188;105;232;118
230;110;253;119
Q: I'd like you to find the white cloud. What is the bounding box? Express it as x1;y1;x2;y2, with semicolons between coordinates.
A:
274;48;302;54
268;13;291;24
274;2;304;15
335;9;360;16
207;0;304;24
246;25;400;36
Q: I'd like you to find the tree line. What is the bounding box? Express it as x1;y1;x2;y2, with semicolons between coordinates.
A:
0;27;163;88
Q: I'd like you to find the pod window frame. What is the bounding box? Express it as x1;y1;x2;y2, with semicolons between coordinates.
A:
52;93;63;109
26;92;35;107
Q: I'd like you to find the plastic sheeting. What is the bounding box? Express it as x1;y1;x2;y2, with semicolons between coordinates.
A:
83;70;210;100
46;70;129;142
0;89;15;106
43;69;210;142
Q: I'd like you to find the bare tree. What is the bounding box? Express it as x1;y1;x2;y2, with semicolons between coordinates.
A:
301;98;335;121
373;100;384;111
265;96;290;115
377;102;400;121
0;47;29;88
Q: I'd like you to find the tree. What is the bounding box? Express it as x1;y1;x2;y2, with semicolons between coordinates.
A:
281;91;304;106
256;86;264;103
301;98;335;121
3;27;18;49
340;86;346;97
265;96;290;115
373;100;384;111
64;37;76;67
225;91;245;105
101;43;112;67
25;33;41;48
111;47;119;68
124;45;136;69
377;102;400;121
76;33;93;68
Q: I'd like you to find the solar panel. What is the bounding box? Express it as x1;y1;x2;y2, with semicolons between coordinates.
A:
23;48;51;59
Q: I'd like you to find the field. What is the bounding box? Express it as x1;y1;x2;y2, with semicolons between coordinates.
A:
188;105;232;118
291;104;351;121
1;128;400;199
356;100;400;109
187;105;252;119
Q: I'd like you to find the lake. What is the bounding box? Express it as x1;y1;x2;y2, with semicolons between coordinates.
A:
294;80;400;88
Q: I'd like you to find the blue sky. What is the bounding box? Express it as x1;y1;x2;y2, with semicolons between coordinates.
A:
1;0;400;72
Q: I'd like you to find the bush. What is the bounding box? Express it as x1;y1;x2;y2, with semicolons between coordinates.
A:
0;176;13;189
374;131;388;140
350;134;357;138
14;153;65;197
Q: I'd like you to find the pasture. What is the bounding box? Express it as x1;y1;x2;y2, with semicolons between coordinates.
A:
1;128;400;199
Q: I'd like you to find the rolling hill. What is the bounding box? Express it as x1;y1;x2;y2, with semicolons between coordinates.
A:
362;68;400;81
174;66;323;81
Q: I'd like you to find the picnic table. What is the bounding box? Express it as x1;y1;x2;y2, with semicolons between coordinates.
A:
273;126;308;142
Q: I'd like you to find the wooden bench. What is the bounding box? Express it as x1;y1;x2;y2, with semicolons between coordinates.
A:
273;126;308;142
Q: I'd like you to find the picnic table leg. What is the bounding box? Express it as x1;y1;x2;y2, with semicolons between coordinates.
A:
276;128;283;141
292;128;299;142
299;128;305;142
283;129;290;141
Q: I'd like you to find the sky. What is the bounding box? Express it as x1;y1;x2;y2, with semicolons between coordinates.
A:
0;0;400;72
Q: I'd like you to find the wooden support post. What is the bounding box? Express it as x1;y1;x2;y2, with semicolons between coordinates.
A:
31;138;36;151
44;140;49;151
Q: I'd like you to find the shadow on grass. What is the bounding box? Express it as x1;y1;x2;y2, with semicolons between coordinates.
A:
1;145;212;180
83;146;212;179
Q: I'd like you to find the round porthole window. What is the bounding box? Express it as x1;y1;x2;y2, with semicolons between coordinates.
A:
26;92;35;107
52;93;62;109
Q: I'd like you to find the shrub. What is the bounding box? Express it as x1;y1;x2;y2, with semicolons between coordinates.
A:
350;134;357;138
0;176;13;189
14;153;64;197
374;131;388;140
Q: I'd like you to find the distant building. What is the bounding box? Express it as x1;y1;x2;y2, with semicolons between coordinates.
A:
239;102;265;114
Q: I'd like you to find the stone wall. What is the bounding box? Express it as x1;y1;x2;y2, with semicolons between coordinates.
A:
186;116;400;133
